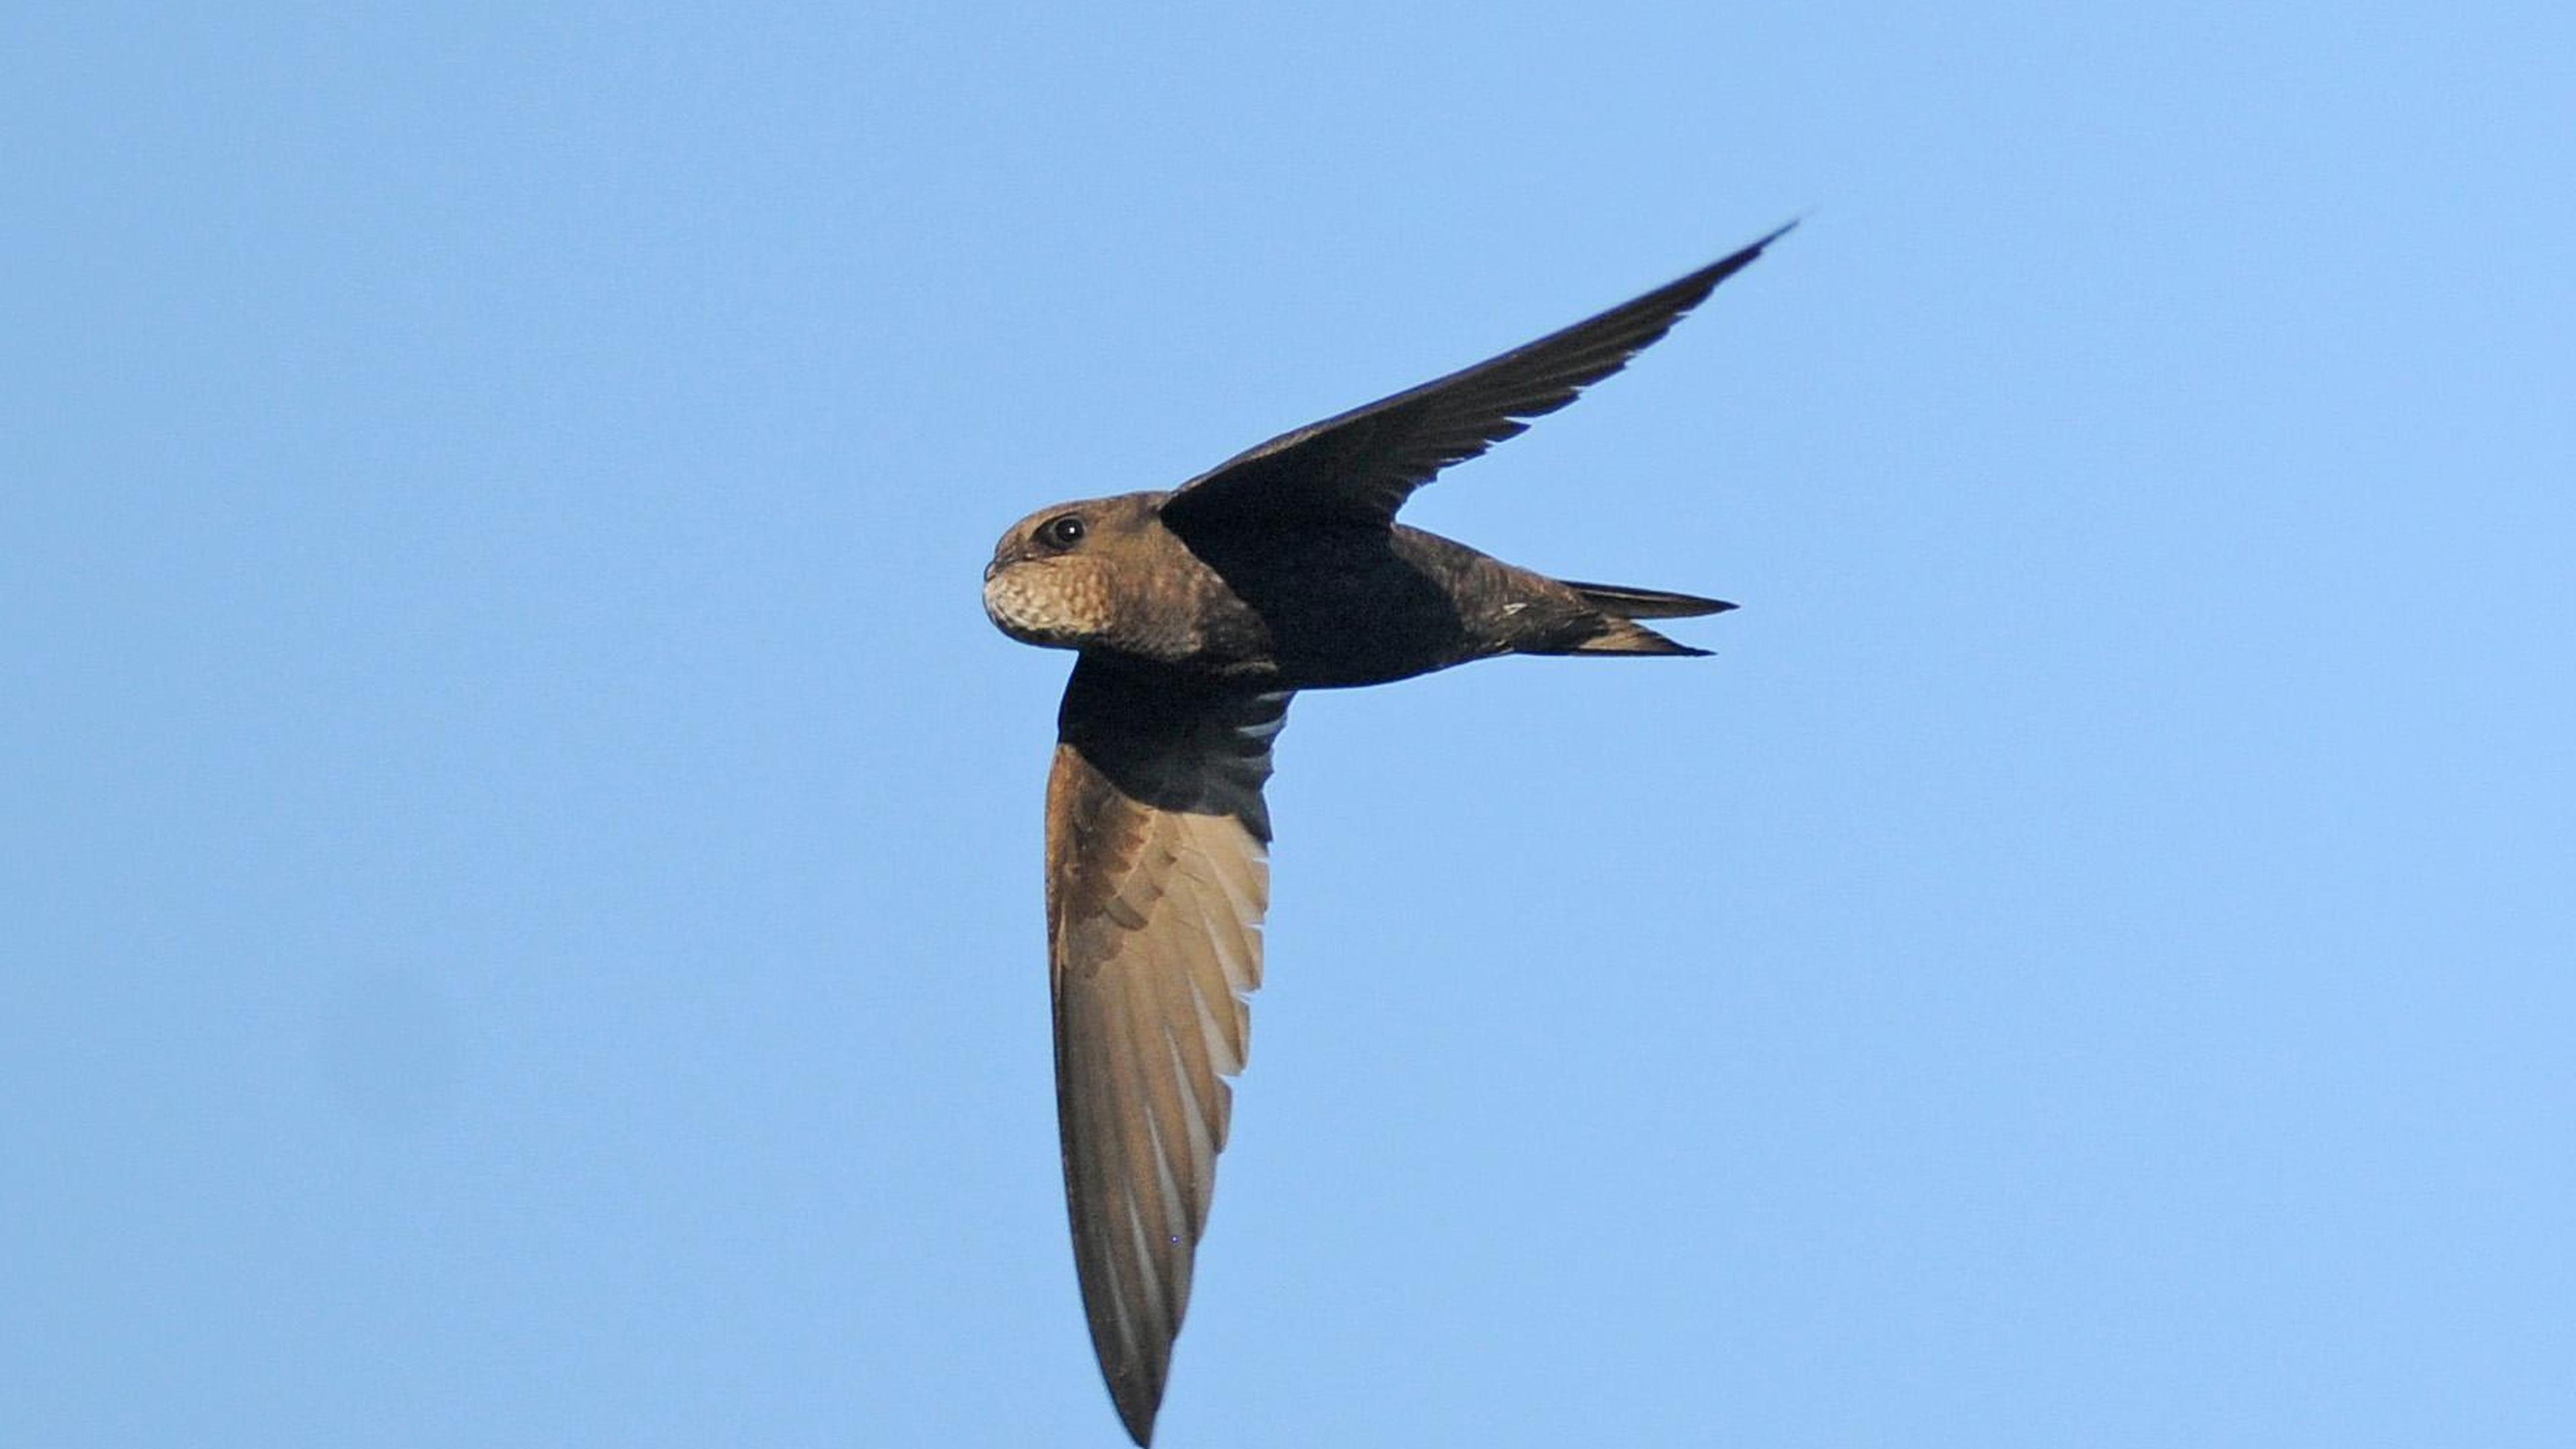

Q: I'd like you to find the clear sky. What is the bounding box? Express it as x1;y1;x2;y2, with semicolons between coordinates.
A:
7;4;2571;1446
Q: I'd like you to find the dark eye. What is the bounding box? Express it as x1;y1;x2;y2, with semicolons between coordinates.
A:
1038;514;1086;549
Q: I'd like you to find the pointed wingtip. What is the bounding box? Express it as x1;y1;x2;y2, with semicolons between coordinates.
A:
1110;1372;1161;1446
1682;217;1801;297
1725;217;1801;270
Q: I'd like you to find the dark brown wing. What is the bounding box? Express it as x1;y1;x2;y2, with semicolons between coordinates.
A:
1046;656;1291;1446
1159;223;1794;532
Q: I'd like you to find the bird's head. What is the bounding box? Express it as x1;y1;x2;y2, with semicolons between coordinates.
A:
982;492;1169;651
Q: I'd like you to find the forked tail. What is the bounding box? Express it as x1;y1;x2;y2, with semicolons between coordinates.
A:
1562;579;1737;619
1558;578;1733;655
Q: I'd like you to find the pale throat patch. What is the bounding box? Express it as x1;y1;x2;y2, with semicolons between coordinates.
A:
984;561;1112;649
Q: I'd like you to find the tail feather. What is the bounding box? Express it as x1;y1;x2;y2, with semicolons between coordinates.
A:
1568;616;1711;656
1561;579;1737;620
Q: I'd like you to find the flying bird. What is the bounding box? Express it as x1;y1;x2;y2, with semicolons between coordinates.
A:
983;223;1792;1444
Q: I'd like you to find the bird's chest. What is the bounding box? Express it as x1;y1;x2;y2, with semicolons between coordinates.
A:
1206;553;1482;687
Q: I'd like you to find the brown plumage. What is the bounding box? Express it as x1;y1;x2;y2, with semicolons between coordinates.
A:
983;224;1792;1444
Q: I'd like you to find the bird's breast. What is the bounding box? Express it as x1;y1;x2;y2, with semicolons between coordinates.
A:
1152;525;1514;688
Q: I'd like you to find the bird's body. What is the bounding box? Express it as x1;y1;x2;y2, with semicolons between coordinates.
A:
985;490;1724;688
982;224;1792;1444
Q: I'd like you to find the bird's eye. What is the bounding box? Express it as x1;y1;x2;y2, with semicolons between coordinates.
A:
1039;514;1086;549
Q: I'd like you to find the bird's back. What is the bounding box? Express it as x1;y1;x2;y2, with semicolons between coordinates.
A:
1171;522;1677;688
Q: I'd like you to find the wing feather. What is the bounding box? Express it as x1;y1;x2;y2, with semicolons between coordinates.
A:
1046;659;1292;1445
1160;223;1793;531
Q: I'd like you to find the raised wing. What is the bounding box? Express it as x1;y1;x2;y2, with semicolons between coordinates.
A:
1046;656;1292;1445
1159;223;1793;532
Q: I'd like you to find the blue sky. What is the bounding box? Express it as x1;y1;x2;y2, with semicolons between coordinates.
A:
7;4;2571;1446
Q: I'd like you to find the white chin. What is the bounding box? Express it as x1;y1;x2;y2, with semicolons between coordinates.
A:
983;573;1083;649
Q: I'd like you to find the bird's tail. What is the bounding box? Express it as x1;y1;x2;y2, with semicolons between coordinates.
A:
1562;579;1737;619
1556;578;1732;656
